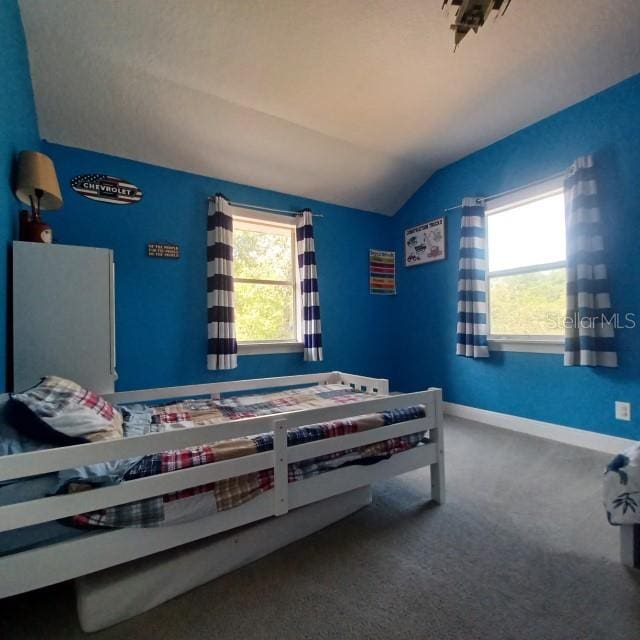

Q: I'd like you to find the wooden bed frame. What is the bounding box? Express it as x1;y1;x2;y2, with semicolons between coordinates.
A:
0;371;445;600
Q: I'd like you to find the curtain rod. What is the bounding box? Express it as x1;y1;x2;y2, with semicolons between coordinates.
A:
208;197;323;218
442;170;566;213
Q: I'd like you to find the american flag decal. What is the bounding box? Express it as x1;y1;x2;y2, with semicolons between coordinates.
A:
70;174;143;205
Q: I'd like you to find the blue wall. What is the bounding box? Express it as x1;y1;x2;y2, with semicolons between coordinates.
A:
0;0;40;391
393;73;640;439
40;73;640;439
5;0;639;438
42;142;394;392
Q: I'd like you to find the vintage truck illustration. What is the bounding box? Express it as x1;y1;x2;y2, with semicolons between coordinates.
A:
405;218;445;265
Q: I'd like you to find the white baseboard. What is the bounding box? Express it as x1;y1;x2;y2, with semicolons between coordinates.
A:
443;402;636;455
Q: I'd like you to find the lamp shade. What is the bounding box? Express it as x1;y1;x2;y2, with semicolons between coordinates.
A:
15;150;63;211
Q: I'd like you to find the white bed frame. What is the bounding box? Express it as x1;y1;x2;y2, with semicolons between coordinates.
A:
0;371;444;600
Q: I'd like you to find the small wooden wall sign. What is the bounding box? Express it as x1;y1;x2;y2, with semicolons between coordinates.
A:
147;242;180;259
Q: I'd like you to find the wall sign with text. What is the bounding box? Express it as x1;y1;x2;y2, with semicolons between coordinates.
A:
404;217;446;266
147;242;180;259
70;174;143;205
369;249;396;295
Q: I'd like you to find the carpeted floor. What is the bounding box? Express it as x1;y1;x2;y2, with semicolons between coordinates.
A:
2;417;639;639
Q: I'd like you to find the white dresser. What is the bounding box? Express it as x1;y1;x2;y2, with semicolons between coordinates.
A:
12;241;117;393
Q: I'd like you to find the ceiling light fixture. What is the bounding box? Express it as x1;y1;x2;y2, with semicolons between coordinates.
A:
442;0;512;50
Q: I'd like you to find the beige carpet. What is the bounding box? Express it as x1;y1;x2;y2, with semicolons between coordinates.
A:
2;417;639;639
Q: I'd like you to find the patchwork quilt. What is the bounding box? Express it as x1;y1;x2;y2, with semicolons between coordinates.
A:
604;443;640;525
142;384;386;428
65;385;427;529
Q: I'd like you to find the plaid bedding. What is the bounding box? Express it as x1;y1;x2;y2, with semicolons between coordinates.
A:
68;385;427;529
11;376;123;443
146;384;392;429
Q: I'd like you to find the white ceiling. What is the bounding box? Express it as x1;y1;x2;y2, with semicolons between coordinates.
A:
19;0;640;215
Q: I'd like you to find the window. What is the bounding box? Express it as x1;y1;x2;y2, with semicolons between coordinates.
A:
232;209;302;354
485;178;566;353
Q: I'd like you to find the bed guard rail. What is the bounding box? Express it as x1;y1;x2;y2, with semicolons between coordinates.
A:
0;374;441;534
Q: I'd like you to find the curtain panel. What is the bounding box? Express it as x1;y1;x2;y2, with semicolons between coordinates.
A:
296;209;323;361
563;156;617;367
456;198;489;358
207;194;238;370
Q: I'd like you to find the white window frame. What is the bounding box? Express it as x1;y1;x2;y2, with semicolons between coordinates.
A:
485;176;565;354
232;207;303;355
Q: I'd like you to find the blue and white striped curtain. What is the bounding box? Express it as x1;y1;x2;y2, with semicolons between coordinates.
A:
207;194;238;370
456;198;489;358
563;156;617;367
296;210;323;361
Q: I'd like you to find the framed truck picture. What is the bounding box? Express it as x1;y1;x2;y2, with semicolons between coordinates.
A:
404;217;445;267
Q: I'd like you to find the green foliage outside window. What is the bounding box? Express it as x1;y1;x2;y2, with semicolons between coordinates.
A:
234;226;296;342
489;269;565;336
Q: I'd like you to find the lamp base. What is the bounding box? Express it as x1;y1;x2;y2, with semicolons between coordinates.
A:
19;210;52;243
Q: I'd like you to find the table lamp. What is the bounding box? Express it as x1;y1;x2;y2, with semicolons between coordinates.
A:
15;150;63;243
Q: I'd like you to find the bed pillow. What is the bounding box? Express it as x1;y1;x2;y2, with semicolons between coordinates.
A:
8;376;123;445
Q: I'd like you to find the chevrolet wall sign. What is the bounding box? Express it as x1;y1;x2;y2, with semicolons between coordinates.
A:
70;174;143;205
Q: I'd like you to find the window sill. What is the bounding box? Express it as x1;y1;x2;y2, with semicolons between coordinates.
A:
238;342;304;356
488;338;564;354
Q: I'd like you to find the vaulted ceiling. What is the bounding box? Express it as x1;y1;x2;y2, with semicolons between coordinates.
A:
19;0;640;214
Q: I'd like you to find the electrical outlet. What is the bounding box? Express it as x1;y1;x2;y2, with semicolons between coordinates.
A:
615;401;631;421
